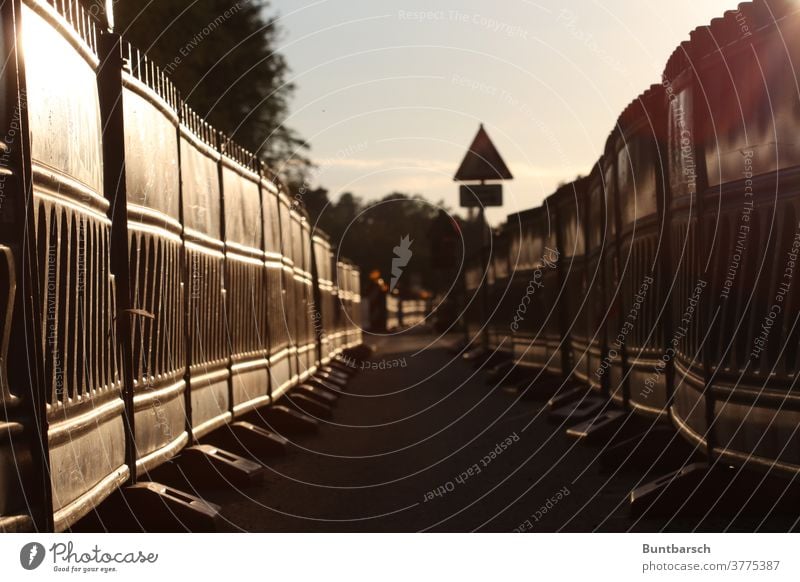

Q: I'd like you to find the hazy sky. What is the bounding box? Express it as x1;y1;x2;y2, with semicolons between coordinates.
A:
270;0;741;224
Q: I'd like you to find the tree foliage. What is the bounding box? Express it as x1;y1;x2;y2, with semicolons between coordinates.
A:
92;1;465;291
303;190;463;295
111;0;309;181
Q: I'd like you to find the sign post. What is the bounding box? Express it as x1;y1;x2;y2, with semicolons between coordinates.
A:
454;124;513;352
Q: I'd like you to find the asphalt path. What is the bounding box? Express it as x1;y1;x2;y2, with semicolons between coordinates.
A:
208;332;799;532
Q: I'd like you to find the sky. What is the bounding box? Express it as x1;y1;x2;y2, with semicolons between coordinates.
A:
269;0;742;225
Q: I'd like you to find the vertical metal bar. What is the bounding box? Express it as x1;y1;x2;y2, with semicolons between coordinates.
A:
690;71;715;464
1;0;55;532
217;133;233;416
654;97;675;409
600;157;638;406
97;31;137;484
175;101;194;443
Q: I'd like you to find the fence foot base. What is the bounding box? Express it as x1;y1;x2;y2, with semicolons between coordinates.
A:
285;392;333;419
314;371;348;389
629;462;711;518
599;426;688;473
317;367;350;383
547;385;589;410
260;404;319;435
630;464;795;520
307;376;346;395
566;409;628;442
322;362;351;374
123;482;221;532
485;359;515;385
549;395;605;423
330;358;359;374
176;444;266;489
295;383;339;405
506;373;561;400
343;344;373;361
205;421;288;462
447;338;470;354
462;346;486;362
73;482;222;532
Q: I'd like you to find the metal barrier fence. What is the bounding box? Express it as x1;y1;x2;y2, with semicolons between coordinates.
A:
23;0;127;532
113;40;188;478
462;253;484;344
472;0;800;479
385;295;428;331
508;207;550;371
386;294;400;331
615;85;669;417
0;0;362;532
487;227;513;356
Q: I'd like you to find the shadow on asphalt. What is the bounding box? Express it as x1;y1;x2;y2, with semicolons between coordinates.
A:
211;332;800;532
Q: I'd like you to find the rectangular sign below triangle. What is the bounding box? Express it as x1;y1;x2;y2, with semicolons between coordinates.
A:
459;184;503;208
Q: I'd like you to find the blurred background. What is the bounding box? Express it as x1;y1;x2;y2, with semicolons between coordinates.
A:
107;0;739;303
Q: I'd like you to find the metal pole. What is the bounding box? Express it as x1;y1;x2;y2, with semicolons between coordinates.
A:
2;0;54;531
478;204;489;352
97;31;137;484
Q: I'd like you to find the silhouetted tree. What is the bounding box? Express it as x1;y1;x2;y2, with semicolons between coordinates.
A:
110;0;310;184
303;191;453;294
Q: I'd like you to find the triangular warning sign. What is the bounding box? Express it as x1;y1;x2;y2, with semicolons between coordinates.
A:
453;124;513;182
